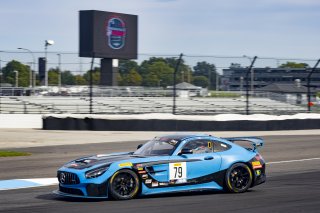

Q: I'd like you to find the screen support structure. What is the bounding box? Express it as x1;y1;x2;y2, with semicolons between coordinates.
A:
100;59;118;86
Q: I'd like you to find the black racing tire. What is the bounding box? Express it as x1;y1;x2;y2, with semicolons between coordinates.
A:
225;163;253;193
108;169;140;200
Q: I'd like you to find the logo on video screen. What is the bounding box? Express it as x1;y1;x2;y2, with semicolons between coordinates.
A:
106;17;126;49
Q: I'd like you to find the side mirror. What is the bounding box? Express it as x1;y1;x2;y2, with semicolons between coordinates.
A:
179;149;193;155
137;144;143;150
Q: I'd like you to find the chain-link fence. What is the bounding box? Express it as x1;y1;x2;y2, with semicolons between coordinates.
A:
0;51;319;115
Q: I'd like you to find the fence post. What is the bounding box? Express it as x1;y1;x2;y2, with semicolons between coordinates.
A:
307;59;320;112
173;53;183;115
245;56;258;115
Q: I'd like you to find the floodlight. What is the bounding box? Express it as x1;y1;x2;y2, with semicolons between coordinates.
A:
45;40;55;46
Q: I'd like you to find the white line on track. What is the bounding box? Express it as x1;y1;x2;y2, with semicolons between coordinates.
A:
0;157;319;191
267;157;320;164
0;178;58;191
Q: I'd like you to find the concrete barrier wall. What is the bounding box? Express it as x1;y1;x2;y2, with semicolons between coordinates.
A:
0;113;319;131
0;114;42;129
43;116;320;131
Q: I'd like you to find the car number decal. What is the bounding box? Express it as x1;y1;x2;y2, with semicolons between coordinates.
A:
169;162;187;180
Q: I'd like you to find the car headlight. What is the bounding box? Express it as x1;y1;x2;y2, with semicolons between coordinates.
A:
85;165;109;179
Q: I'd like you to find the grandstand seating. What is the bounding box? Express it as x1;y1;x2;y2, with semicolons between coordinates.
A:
0;96;306;115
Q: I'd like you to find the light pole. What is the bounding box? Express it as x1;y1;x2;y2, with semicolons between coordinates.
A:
17;48;35;88
215;71;219;91
44;40;54;86
240;76;244;93
243;55;255;94
14;70;19;87
57;53;62;88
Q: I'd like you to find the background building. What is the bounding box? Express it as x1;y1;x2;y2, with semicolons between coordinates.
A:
221;67;320;91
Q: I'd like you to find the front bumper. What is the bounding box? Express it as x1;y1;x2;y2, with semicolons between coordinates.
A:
54;183;109;199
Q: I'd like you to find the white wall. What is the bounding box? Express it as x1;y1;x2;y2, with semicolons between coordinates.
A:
0;114;42;128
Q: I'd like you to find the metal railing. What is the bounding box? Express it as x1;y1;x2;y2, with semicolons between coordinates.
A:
0;91;313;115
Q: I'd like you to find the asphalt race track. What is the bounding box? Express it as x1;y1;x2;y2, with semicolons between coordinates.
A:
0;135;320;213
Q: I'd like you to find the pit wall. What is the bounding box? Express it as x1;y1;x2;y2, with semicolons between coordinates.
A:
42;114;320;131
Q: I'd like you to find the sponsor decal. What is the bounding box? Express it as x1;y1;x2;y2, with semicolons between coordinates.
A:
138;170;147;174
141;174;148;179
106;17;126;49
159;182;169;186
145;179;152;184
152;181;159;187
221;144;227;148
208;142;212;149
119;162;133;167
175;178;187;184
252;161;262;169
256;170;262;176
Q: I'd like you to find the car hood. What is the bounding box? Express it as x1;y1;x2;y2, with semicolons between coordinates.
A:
64;152;147;170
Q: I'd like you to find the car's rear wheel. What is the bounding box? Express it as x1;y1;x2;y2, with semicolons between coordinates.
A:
108;169;140;200
225;163;253;193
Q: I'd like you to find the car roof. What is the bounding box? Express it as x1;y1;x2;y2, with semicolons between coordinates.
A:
154;134;213;142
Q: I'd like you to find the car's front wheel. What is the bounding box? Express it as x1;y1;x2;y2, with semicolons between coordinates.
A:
225;163;253;193
108;169;140;200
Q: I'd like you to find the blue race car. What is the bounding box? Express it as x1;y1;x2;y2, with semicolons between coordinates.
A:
54;134;266;200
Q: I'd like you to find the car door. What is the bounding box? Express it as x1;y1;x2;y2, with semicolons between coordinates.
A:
169;138;222;184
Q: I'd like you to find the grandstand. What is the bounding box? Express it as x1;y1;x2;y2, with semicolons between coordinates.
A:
0;96;306;115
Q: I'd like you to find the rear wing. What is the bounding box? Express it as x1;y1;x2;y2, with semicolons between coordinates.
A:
223;137;264;151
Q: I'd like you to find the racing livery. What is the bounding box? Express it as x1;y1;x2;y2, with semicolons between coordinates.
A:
54;134;266;200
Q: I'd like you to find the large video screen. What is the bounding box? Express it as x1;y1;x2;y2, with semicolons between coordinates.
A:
79;10;138;59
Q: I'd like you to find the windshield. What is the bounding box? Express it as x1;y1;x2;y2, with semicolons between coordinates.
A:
133;138;180;156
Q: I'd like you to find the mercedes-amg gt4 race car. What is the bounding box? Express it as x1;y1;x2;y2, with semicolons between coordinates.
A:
54;134;266;200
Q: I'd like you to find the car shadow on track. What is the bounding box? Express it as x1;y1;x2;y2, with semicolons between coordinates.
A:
36;189;256;203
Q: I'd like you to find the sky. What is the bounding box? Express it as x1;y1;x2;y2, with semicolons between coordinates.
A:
0;0;320;72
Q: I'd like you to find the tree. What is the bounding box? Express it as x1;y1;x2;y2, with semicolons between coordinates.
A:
1;60;30;87
143;72;159;87
279;62;309;68
144;61;174;87
193;61;217;89
192;76;209;88
119;60;139;75
48;68;59;85
61;71;75;85
165;57;192;83
138;57;167;78
138;57;191;86
121;69;142;86
83;67;100;85
74;75;87;85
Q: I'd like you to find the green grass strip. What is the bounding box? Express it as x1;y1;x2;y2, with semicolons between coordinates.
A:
0;151;31;157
